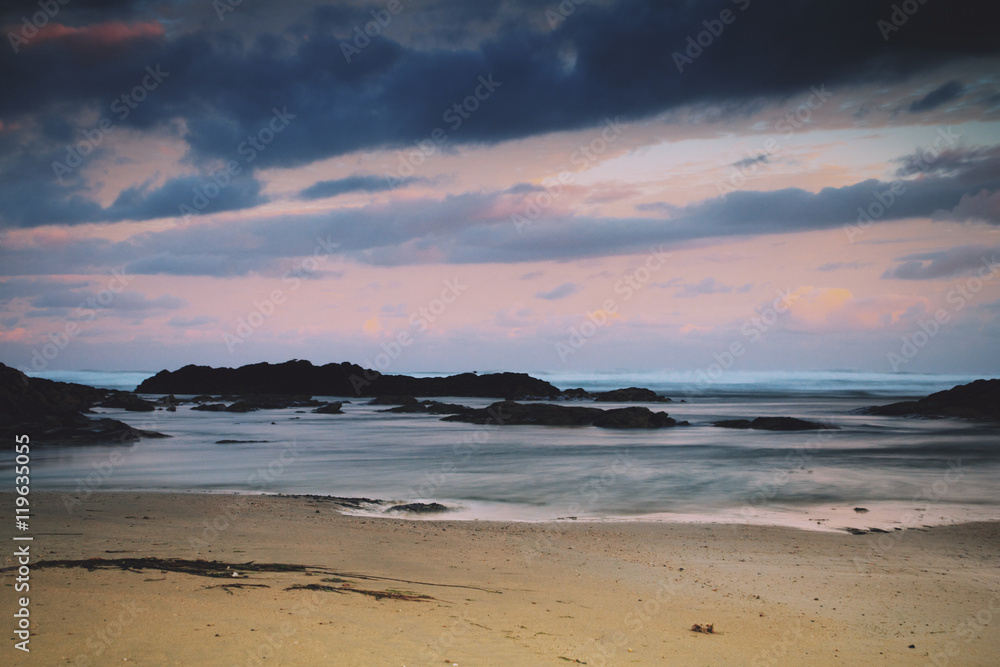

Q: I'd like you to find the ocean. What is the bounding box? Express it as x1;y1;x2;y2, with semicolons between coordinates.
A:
20;369;1000;532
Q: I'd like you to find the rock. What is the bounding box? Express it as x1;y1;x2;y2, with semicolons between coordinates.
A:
855;379;1000;422
712;417;839;431
191;394;215;403
224;400;256;413
155;394;182;406
712;419;753;429
135;360;562;399
558;387;591;400
380;400;472;415
386;502;449;514
96;392;157;412
166;405;176;412
0;363;168;444
592;387;671;403
441;400;678;429
215;439;271;444
592;406;677;428
191;403;227;412
854;507;869;513
313;402;343;414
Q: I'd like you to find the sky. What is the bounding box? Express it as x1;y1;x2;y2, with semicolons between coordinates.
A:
1;0;999;376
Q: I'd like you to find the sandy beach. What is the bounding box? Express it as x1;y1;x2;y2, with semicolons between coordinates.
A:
2;493;997;666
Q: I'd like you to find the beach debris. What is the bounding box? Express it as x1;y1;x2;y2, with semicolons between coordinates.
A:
286;583;434;601
202;583;270;595
690;623;715;634
854;507;869;513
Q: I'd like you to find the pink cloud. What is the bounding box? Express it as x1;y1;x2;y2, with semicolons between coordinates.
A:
19;21;164;52
782;287;926;333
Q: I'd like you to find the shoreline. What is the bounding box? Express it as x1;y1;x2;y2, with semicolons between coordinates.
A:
39;485;1000;534
4;492;999;665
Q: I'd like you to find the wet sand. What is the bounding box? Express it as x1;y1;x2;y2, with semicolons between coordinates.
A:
3;492;998;665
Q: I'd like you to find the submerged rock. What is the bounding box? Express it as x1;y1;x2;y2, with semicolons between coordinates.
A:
96;393;157;412
313;402;343;414
441;400;678;429
380;400;472;415
712;417;839;431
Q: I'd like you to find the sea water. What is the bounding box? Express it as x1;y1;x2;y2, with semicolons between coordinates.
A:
18;369;1000;531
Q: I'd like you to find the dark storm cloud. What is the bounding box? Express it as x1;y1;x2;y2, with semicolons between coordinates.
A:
2;0;1000;227
908;81;965;113
881;245;1000;280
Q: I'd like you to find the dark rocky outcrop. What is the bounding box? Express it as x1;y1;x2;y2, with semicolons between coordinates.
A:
380;400;473;415
0;363;167;443
96;393;157;412
135;360;684;406
313;402;343;414
592;387;671;403
592;406;680;428
712;417;839;431
136;360;561;399
387;502;450;514
441;400;678;429
156;394;182;406
853;379;1000;422
558;387;591;400
191;403;228;412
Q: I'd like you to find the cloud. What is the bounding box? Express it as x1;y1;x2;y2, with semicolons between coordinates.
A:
22;21;165;53
536;282;580;300
675;277;733;298
882;245;1000;280
732;154;770;169
817;262;872;272
4;155;1000;275
894;144;1000;180
167;315;217;328
299;174;420;200
946;189;1000;224
909;81;965;113
0;277;91;302
29;288;186;313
